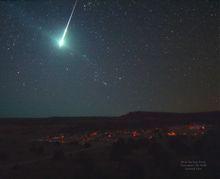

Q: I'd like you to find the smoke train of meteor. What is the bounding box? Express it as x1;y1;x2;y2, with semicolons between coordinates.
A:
58;0;78;48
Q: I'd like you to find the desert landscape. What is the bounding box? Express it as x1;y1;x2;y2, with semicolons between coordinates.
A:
0;1;219;178
0;111;219;179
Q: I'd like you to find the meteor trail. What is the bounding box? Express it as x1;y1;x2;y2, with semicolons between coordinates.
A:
58;0;78;48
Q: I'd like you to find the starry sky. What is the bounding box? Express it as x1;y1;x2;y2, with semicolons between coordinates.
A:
0;0;219;117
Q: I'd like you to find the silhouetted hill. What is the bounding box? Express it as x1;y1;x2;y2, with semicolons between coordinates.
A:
121;111;220;119
119;111;220;127
0;111;219;130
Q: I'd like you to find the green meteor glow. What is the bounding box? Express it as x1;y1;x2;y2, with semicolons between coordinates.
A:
58;38;64;47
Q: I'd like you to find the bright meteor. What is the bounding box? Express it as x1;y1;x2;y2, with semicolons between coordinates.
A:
58;0;78;48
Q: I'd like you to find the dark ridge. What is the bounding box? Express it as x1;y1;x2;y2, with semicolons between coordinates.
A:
120;111;220;119
117;111;220;128
0;111;219;121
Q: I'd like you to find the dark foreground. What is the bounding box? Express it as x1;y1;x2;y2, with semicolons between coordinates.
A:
0;112;219;179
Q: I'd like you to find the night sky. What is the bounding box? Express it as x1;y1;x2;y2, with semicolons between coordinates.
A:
0;0;219;117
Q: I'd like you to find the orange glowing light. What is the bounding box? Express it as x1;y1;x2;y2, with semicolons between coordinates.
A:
131;131;140;138
60;135;64;144
167;131;176;136
89;131;97;137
